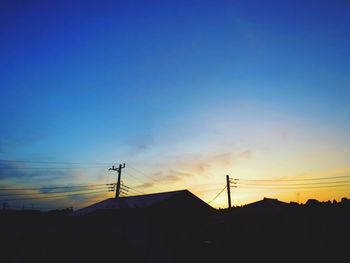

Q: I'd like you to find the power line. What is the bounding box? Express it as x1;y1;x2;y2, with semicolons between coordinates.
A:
0;166;108;170
128;165;164;184
128;165;153;177
0;186;111;197
236;179;350;187
190;187;225;194
208;186;227;204
124;171;149;185
0;183;116;191
232;186;350;196
187;182;224;188
0;190;109;202
0;159;112;165
121;183;146;195
126;187;146;195
233;175;350;192
124;170;166;192
236;183;350;190
235;175;350;182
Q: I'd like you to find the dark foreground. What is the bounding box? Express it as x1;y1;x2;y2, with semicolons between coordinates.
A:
1;199;350;263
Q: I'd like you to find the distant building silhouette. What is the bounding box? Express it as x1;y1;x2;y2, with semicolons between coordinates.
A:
244;197;288;210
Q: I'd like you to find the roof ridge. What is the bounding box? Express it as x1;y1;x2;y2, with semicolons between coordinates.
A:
120;189;189;198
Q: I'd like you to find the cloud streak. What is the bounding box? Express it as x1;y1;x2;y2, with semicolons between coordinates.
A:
133;150;254;189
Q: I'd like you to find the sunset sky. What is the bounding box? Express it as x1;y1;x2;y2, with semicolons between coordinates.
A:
1;0;350;209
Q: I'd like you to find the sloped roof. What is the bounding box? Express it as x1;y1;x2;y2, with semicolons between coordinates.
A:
245;197;288;209
75;189;203;215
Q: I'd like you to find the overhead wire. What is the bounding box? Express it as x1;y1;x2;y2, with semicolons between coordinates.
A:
128;165;167;189
0;160;117;208
0;159;112;165
127;166;235;196
235;179;350;187
0;166;108;170
208;186;227;204
0;183;116;191
124;171;149;184
191;186;227;194
0;189;109;202
0;186;111;197
126;187;146;195
235;175;350;182
128;165;158;182
233;175;350;191
121;184;146;195
124;170;166;192
235;183;350;190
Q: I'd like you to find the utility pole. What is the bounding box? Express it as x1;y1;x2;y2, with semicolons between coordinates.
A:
109;163;126;198
226;175;231;208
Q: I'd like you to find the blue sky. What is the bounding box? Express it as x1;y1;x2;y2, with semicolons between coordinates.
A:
0;0;350;209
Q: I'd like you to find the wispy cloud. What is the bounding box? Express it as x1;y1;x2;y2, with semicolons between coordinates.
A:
159;169;194;182
173;150;253;175
0;163;111;210
136;182;154;189
134;150;254;188
0;162;70;183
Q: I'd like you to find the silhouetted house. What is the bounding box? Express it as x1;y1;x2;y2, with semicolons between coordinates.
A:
75;189;214;216
74;190;214;260
305;199;321;208
289;201;300;207
243;197;288;212
341;197;349;205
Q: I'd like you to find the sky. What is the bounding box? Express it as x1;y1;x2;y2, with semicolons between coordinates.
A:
0;0;350;209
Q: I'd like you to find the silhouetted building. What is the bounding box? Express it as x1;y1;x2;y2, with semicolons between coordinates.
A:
305;199;321;207
73;190;214;261
244;197;288;210
341;197;349;204
75;189;214;216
